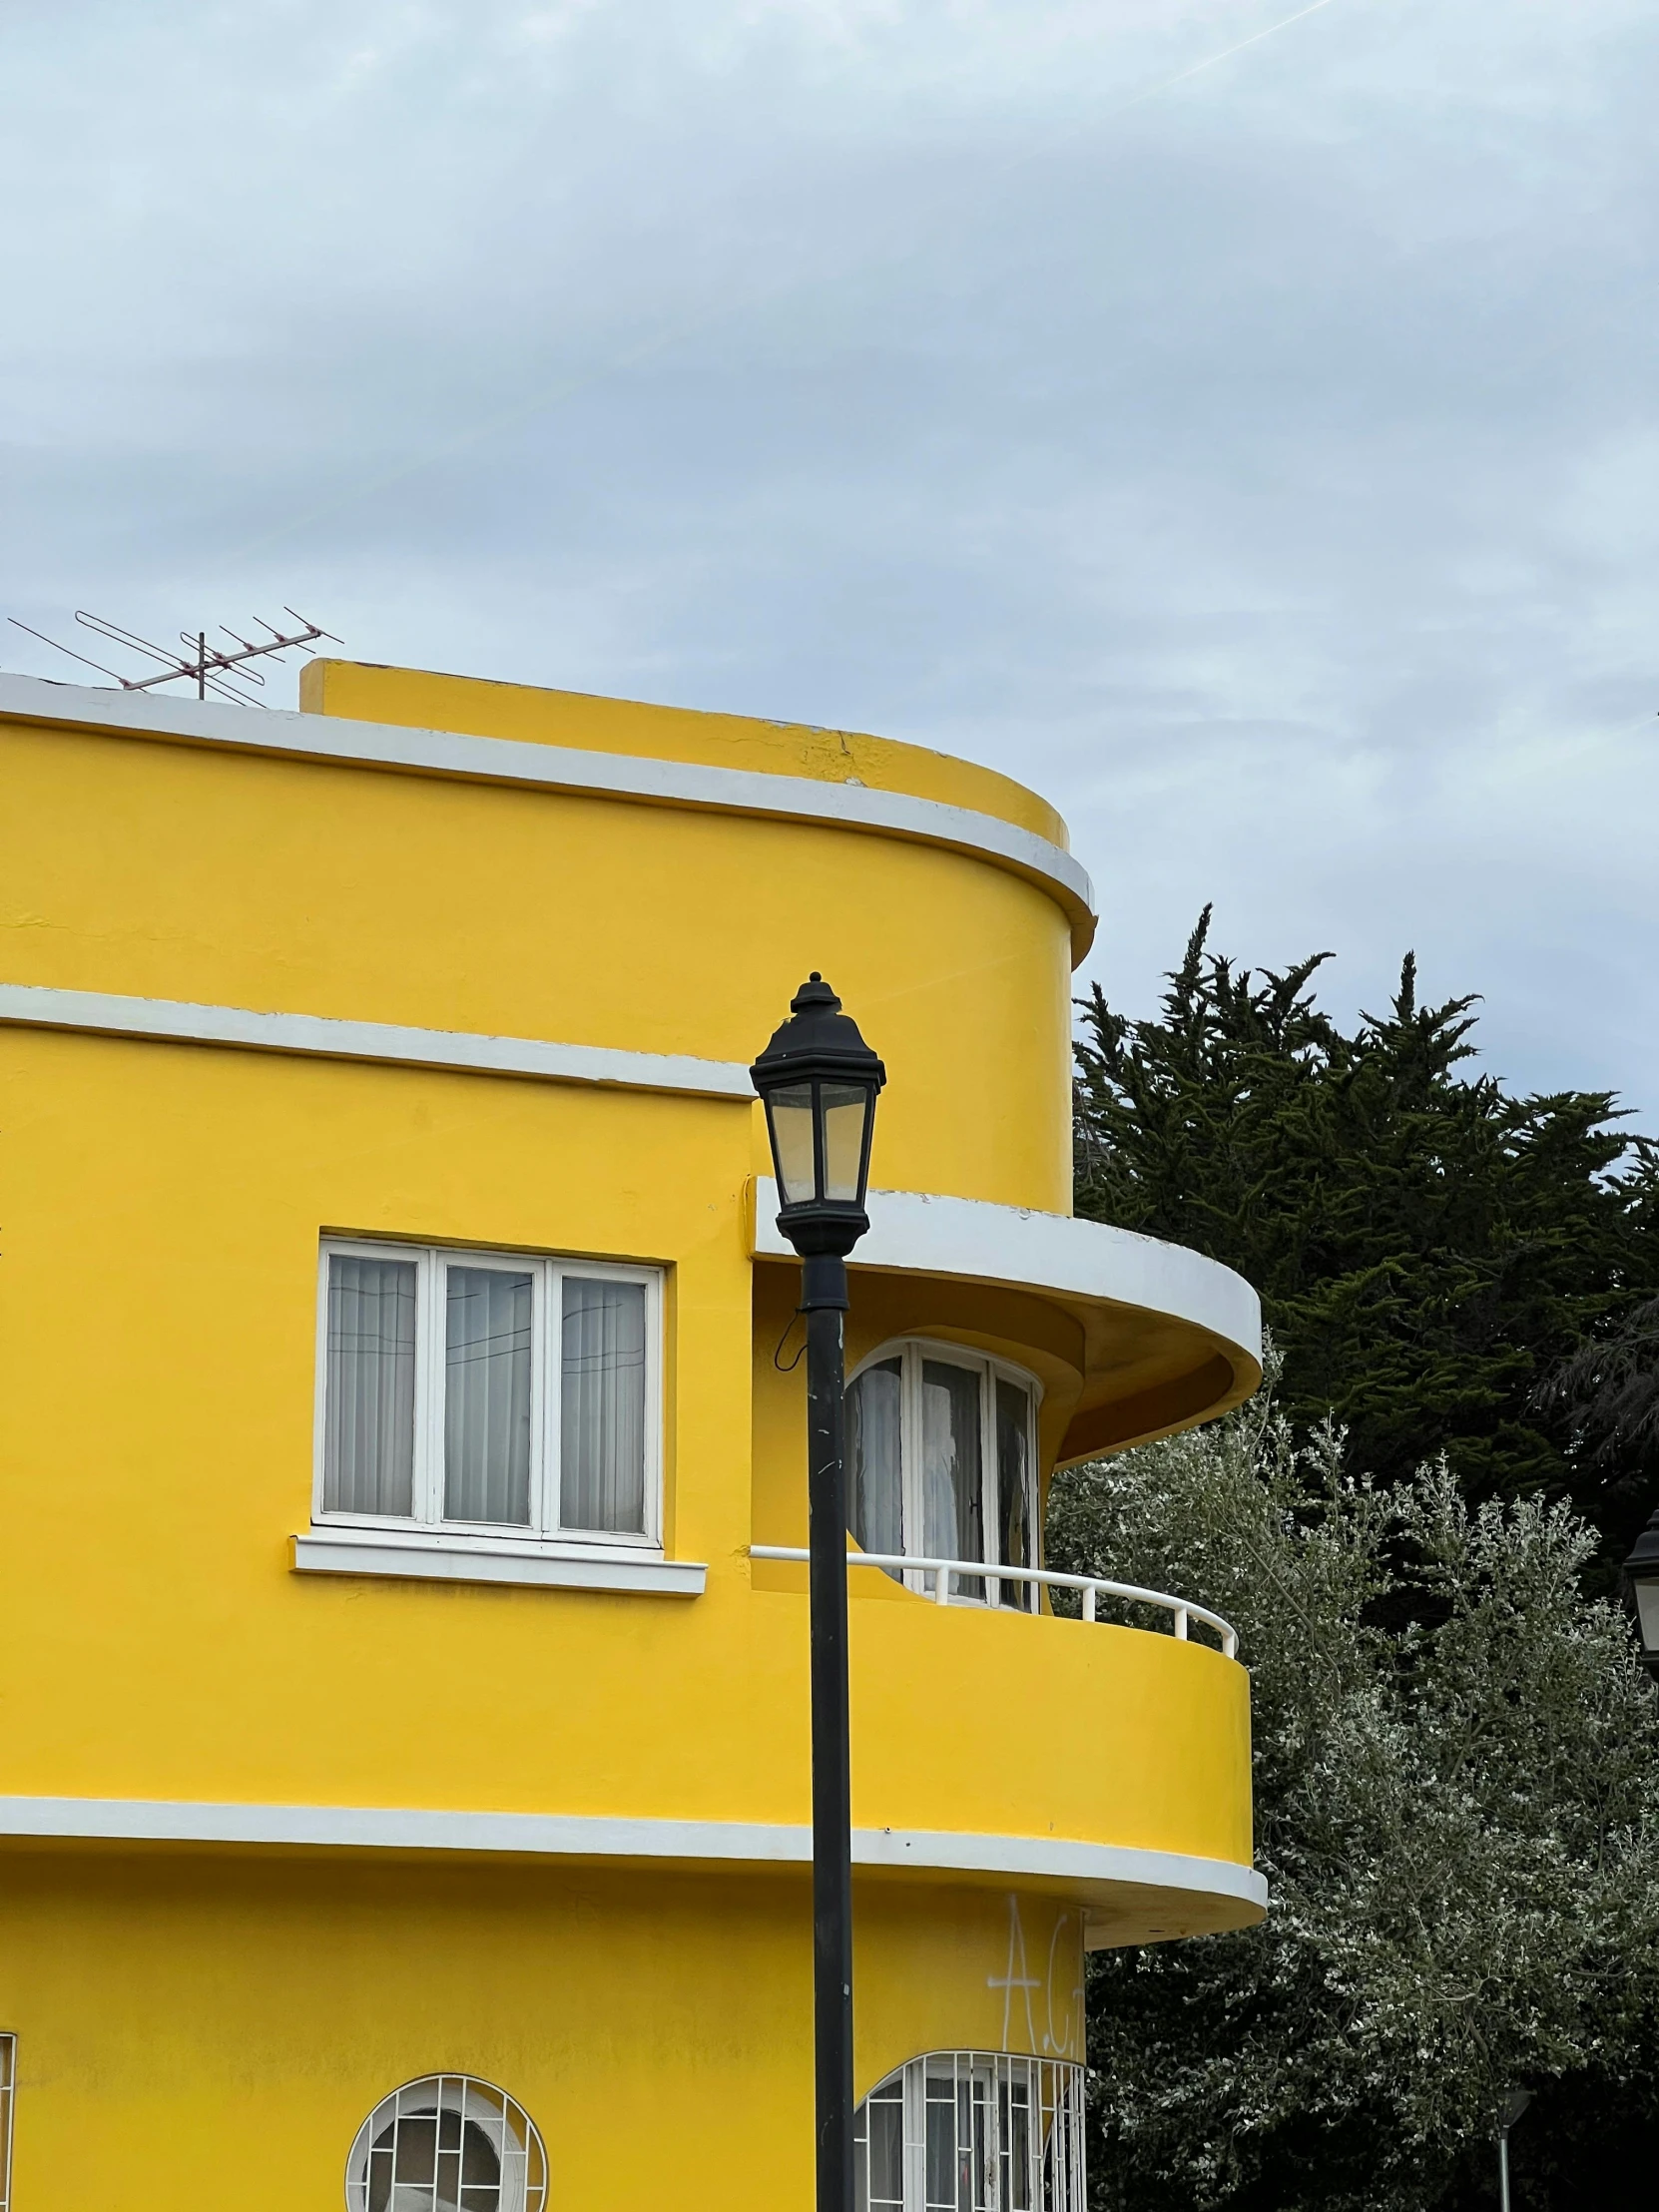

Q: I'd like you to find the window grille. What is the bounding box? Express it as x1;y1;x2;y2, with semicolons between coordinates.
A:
854;2051;1085;2212
0;2033;14;2212
344;2074;548;2212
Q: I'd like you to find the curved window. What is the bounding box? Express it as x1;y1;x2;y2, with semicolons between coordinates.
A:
345;2074;548;2212
847;1341;1041;1605
854;2051;1085;2211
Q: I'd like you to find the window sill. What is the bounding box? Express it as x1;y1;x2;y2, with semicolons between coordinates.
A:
289;1527;707;1596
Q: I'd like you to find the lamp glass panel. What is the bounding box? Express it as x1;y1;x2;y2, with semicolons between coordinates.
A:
821;1081;870;1203
1635;1575;1659;1653
767;1082;819;1206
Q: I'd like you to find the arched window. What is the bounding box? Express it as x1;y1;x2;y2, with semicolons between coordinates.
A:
854;2051;1085;2211
846;1340;1041;1605
345;2074;548;2212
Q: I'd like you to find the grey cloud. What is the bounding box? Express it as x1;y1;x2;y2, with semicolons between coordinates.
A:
2;0;1656;1114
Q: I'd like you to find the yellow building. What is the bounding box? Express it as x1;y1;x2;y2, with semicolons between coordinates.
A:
0;657;1263;2210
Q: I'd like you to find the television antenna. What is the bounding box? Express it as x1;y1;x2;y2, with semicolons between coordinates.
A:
7;607;341;708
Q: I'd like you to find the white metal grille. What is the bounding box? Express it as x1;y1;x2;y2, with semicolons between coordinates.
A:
344;2074;548;2212
751;1544;1238;1656
854;2052;1086;2212
0;2033;14;2212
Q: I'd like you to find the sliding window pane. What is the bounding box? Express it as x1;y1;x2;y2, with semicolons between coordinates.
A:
444;1268;534;1525
921;1359;984;1598
996;1379;1035;1609
561;1278;648;1533
323;1254;417;1516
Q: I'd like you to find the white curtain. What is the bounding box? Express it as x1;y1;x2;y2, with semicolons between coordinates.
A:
323;1255;417;1516
848;1359;904;1563
996;1378;1034;1607
560;1278;647;1533
921;1359;984;1594
444;1268;534;1525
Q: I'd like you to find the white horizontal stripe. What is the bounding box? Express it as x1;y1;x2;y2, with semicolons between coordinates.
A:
0;673;1096;955
291;1528;707;1595
755;1179;1261;1366
0;982;754;1101
0;1794;1266;1914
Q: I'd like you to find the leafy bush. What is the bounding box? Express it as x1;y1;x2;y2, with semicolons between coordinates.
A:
1047;1382;1659;2210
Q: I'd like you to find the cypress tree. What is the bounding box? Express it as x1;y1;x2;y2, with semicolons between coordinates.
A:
1072;910;1659;1568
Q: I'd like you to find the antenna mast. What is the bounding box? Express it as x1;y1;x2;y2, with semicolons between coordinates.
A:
7;607;342;708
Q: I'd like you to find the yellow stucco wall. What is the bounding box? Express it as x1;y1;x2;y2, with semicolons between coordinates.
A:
0;1853;1083;2210
0;1023;1250;1865
0;663;1257;2208
0;713;1073;1212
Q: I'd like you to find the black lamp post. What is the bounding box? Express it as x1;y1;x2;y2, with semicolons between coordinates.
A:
751;974;886;2212
1623;1503;1659;1677
1496;2088;1531;2212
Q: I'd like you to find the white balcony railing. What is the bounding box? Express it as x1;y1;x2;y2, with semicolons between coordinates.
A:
748;1545;1238;1659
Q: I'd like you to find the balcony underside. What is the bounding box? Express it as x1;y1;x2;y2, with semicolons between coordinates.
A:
751;1179;1262;1460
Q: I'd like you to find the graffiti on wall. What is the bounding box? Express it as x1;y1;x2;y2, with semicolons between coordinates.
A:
986;1895;1084;2061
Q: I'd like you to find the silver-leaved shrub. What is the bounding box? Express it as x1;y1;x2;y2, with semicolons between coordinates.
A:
1045;1367;1659;2210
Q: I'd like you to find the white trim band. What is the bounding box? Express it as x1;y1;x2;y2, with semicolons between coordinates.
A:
0;673;1097;957
754;1179;1262;1369
0;982;754;1101
0;1794;1265;1923
291;1527;706;1595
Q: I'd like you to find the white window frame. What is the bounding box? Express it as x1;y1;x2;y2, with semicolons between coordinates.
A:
846;1336;1043;1606
312;1238;665;1554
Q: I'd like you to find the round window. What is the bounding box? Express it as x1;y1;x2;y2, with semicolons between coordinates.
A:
345;2074;549;2212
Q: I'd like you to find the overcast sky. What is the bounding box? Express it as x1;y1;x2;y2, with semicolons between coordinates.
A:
3;0;1655;1126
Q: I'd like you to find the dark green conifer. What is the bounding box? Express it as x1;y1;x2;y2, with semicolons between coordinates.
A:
1072;909;1659;1569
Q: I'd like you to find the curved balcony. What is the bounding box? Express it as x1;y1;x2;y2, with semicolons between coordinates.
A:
748;1544;1262;1950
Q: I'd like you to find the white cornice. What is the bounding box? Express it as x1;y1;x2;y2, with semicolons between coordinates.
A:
754;1178;1262;1371
0;982;755;1101
0;673;1097;959
0;1794;1266;1936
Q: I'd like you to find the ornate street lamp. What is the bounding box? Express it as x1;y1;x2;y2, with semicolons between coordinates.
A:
751;974;886;2212
1623;1503;1659;1676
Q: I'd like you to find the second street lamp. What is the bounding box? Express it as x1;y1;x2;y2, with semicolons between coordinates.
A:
751;974;886;2212
1623;1502;1659;1677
